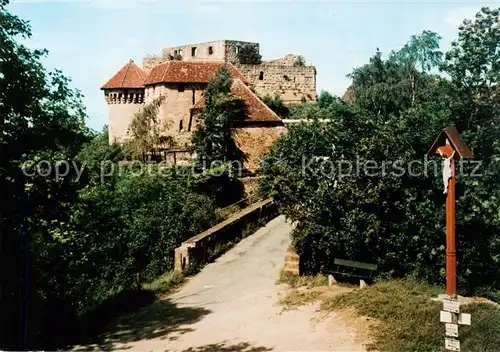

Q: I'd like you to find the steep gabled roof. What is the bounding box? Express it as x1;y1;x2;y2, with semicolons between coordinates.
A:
341;85;355;103
191;78;281;122
101;59;146;89
144;61;248;85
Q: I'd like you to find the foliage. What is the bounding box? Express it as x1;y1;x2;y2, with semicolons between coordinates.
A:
192;65;245;168
317;90;335;109
237;44;262;64
0;1;92;348
389;30;443;72
293;55;306;67
262;7;500;294
323;278;500;352
124;96;174;158
260;94;290;118
35;165;217;348
441;7;499;102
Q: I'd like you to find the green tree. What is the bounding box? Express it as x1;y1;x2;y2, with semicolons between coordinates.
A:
262;7;500;295
389;30;443;72
293;55;306;67
124;96;174;159
0;0;91;348
441;7;499;104
317;90;335;109
260;94;290;118
192;65;245;168
237;44;262;64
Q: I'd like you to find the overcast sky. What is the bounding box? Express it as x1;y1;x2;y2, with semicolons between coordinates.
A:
9;0;498;130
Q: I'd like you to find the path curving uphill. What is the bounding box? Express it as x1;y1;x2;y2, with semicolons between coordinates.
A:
91;216;365;351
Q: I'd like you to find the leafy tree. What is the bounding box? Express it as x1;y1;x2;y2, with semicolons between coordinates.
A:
237;44;262;64
317;90;335;109
293;55;306;67
441;7;499;104
260;94;290;118
192;65;245;167
124;96;174;159
0;0;91;348
389;30;443;72
262;7;500;296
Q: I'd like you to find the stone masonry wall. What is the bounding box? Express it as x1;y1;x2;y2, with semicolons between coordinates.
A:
233;125;286;171
162;40;227;62
236;64;316;104
106;89;145;144
145;83;206;147
225;40;260;64
142;57;169;72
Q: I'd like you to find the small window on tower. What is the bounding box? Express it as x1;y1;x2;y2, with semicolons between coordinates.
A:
259;71;264;80
235;46;240;54
179;49;183;57
191;47;197;57
208;46;214;55
179;120;184;132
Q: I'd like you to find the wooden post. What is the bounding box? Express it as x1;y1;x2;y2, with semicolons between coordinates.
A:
446;158;456;297
427;127;474;352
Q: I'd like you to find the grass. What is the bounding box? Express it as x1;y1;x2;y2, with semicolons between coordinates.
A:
142;270;185;296
277;268;328;288
279;290;324;310
321;277;500;352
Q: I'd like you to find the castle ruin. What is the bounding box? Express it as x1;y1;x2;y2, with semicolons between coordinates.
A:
101;40;317;170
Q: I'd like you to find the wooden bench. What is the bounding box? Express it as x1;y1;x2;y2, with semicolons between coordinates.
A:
326;258;378;280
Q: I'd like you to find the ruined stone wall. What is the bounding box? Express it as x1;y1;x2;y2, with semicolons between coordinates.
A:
225;40;260;64
145;83;206;147
236;64;316;104
161;40;226;62
233;125;286;171
106;89;145;144
266;54;298;66
142;57;169;72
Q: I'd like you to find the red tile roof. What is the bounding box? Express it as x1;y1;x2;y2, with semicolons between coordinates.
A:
192;78;281;122
101;60;146;89
144;61;248;85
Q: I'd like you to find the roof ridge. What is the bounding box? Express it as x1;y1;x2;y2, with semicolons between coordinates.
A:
120;60;131;87
231;78;281;121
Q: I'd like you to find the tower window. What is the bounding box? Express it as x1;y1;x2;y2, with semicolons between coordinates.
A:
179;49;183;57
178;83;185;92
179;120;184;132
235;46;240;54
191;47;197;57
208;46;214;55
259;71;264;80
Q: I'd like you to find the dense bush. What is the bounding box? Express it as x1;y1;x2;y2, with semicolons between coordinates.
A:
260;94;290;118
262;8;500;294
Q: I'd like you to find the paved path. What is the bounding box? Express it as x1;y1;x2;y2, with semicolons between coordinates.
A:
97;216;365;352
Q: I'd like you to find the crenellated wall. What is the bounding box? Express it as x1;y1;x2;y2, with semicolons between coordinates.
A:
105;89;145;144
236;64;317;104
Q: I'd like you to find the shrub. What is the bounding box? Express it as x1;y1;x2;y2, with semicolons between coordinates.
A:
262;12;500;293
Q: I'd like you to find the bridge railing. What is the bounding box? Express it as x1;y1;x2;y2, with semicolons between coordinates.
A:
174;198;277;273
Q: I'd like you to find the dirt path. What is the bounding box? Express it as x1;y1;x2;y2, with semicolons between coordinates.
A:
91;216;365;351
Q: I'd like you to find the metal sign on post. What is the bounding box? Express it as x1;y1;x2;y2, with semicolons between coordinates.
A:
443;298;460;313
427;127;474;352
445;323;459;337
445;338;460;352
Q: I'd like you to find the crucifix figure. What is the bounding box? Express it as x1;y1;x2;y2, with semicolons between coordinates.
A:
427;127;473;297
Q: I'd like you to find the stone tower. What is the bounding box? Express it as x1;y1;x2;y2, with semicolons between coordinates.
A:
101;60;146;144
